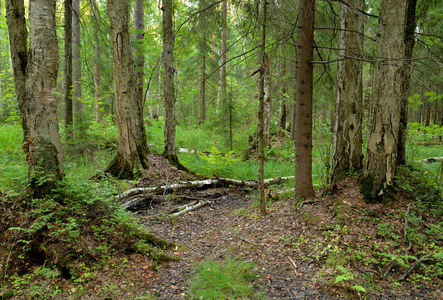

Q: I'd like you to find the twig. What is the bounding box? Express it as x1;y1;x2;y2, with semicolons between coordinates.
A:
399;257;433;281
350;262;380;276
239;236;257;245
288;256;298;274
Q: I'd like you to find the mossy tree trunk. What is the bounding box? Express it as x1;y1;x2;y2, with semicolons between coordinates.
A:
6;0;63;196
361;0;408;201
106;0;150;179
331;0;364;182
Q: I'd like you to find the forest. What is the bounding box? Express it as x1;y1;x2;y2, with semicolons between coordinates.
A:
0;0;442;299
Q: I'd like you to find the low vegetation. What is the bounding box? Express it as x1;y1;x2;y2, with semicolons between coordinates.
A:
1;121;442;299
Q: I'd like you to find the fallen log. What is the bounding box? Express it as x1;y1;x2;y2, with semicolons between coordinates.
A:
416;157;443;163
119;176;296;209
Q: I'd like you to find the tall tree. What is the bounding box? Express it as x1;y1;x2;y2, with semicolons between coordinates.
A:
220;0;227;106
294;0;316;198
331;0;364;182
361;0;408;201
198;0;208;125
134;0;144;105
397;0;417;165
258;0;267;217
91;0;102;123
64;0;73;134
263;52;271;146
72;0;82;125
162;0;181;167
6;0;63;196
105;0;150;178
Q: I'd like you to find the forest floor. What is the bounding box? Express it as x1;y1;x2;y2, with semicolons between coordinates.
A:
124;155;442;299
1;154;442;299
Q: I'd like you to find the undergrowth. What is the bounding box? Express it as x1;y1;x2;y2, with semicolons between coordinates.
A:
0;176;177;299
187;256;265;299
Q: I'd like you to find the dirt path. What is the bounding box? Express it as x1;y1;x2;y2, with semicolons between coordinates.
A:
137;187;334;299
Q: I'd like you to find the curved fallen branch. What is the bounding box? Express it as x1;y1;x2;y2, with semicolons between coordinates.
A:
399;257;433;281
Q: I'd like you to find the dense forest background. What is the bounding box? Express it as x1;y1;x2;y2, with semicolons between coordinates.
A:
0;0;442;299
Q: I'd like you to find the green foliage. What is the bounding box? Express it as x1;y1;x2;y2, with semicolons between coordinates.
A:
187;256;265;299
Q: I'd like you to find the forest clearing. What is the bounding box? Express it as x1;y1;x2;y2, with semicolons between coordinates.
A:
0;0;443;299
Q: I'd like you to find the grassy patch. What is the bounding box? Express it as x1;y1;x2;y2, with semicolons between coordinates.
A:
187;256;265;299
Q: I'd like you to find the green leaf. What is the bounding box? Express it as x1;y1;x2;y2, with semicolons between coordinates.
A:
351;285;367;292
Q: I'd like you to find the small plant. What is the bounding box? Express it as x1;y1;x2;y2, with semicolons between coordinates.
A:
187;256;265;299
334;266;367;297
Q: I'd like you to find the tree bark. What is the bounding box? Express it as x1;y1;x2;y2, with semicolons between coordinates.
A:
220;0;227;106
258;0;267;216
72;0;82;126
331;0;364;182
263;52;271;146
294;0;316;198
6;0;63;196
134;0;144;105
91;0;102;123
64;0;73;135
105;0;150;179
162;0;184;169
397;0;417;165
361;0;408;201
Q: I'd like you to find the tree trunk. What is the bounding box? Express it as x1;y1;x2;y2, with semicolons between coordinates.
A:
72;0;82;129
64;0;73;136
258;0;267;217
162;0;182;168
263;53;271;146
105;0;150;179
134;0;144;105
361;0;408;201
6;0;63;196
294;0;316;199
220;0;227;106
397;0;417;165
199;32;206;125
91;0;102;123
331;0;364;182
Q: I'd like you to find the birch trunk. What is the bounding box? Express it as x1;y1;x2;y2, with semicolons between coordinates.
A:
6;0;63;196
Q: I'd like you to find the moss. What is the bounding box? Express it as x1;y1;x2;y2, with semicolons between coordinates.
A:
360;175;376;203
331;198;347;225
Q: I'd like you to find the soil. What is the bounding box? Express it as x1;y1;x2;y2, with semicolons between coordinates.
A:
1;154;442;299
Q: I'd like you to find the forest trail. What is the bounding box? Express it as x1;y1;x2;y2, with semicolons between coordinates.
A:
119;155;441;299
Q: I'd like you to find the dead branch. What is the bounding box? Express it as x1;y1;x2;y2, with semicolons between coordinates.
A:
170;200;212;217
399;257;434;281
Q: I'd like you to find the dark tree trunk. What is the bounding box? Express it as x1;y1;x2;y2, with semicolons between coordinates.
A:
64;0;73;136
258;0;267;217
294;0;316;198
134;0;144;105
397;0;417;165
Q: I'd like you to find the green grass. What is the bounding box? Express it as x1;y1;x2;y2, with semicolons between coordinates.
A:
187;256;265;299
0;123;26;193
